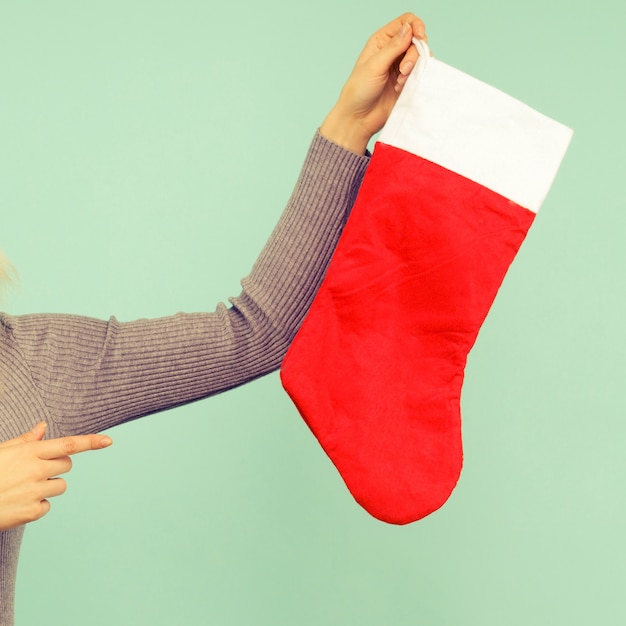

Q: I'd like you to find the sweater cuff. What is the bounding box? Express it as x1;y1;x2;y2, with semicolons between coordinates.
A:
314;128;372;162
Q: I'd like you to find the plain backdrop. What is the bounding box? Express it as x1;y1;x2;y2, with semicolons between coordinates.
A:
1;1;624;624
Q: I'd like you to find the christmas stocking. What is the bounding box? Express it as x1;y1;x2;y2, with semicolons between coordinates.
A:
281;39;573;524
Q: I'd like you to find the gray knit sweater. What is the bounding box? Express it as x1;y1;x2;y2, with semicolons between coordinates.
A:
0;132;369;624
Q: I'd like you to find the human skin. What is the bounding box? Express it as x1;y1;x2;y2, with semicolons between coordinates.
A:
0;424;112;530
0;12;427;532
320;12;427;155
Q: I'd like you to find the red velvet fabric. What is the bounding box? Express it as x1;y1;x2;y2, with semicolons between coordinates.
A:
281;142;535;524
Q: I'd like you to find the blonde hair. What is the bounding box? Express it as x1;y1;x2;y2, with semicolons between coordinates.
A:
0;251;16;297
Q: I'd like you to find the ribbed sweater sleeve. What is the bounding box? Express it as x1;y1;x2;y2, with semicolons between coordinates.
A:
3;132;368;439
0;132;368;625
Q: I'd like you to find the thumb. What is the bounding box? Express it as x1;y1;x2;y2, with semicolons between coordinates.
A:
369;22;413;75
0;422;47;448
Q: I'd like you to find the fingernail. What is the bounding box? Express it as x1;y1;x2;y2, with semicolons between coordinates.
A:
400;61;413;76
400;22;411;37
100;436;113;447
32;421;46;434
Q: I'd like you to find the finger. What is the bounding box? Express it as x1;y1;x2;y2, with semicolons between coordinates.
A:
380;13;425;41
395;73;409;93
42;477;68;499
406;15;426;40
398;45;420;77
397;33;433;90
35;499;52;521
370;21;413;75
370;15;428;78
38;434;113;460
0;422;47;448
398;23;430;76
43;455;73;478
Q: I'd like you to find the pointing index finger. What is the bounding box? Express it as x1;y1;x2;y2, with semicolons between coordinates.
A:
38;434;113;460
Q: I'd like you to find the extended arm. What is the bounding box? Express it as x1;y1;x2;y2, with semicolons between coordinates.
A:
0;15;427;622
4;14;427;439
3;133;369;437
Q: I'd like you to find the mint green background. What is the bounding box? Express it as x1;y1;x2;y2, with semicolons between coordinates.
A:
1;1;624;624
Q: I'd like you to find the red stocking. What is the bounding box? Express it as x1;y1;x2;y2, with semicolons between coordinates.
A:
281;40;573;524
